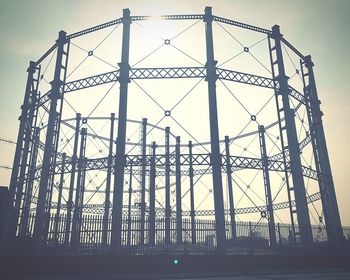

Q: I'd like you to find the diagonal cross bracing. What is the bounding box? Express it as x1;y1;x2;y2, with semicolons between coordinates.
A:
29;191;321;216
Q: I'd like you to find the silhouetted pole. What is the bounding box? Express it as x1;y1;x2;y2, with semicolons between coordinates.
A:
149;142;156;245
71;128;87;248
127;163;133;247
270;25;313;248
65;113;81;245
165;126;171;245
54;152;66;243
224;136;237;241
140;118;147;244
189;141;196;244
111;8;131;252
33;30;67;244
302;55;344;250
204;6;226;251
175;136;183;244
258;126;277;248
102;113;115;246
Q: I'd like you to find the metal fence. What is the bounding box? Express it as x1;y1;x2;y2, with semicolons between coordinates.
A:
15;212;350;256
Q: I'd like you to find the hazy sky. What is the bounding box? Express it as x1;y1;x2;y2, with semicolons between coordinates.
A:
0;0;349;225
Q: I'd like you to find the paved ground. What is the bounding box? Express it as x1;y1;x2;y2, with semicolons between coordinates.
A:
5;269;350;280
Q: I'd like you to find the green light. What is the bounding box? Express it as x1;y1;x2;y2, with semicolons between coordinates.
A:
173;259;179;265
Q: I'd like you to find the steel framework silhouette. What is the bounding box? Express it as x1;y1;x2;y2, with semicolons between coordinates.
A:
0;7;344;255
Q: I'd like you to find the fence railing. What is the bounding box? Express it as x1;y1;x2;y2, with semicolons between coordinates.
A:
14;212;350;255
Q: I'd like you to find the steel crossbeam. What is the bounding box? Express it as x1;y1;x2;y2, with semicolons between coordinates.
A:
131;14;204;21
68;19;122;39
50;153;318;180
64;70;119;92
213;16;271;35
32;67;306;112
55;66;305;102
29;191;321;216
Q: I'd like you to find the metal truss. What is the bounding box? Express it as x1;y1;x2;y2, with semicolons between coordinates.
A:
48;154;318;180
60;67;304;102
30;191;321;217
6;6;341;255
33;66;306;112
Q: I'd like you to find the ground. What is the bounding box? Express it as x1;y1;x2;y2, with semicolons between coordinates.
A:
5;269;350;280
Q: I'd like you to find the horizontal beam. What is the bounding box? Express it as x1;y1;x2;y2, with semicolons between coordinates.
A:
34;67;305;110
35;43;57;67
56;66;305;103
281;37;306;61
213;16;271;35
30;191;321;216
131;14;204;21
65;13;272;41
68;18;122;39
50;153;318;180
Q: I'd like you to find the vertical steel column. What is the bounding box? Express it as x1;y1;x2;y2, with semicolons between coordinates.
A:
270;25;313;248
189;141;196;244
149;142;156;245
203;6;226;251
302;55;343;248
102;113;115;246
140;118;147;244
65;113;81;245
53;153;66;243
20;127;40;236
111;8;131;251
175;136;182;244
71;128;87;247
224;136;237;241
258;126;277;248
33;30;67;244
9;61;38;207
127;163;133;247
165;126;171;245
14;85;40;237
5;61;39;243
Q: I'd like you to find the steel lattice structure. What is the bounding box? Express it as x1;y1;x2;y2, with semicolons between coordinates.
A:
1;7;344;255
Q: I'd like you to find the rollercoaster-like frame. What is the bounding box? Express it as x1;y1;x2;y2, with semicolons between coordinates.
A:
2;7;344;254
